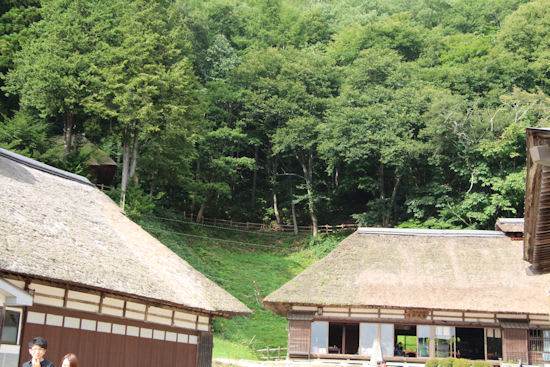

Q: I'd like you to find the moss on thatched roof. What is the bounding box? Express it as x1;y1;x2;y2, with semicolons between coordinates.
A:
0;149;250;316
264;228;550;316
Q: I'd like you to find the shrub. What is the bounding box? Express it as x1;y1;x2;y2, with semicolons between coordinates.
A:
440;357;456;367
453;358;470;367
425;359;440;367
472;361;492;367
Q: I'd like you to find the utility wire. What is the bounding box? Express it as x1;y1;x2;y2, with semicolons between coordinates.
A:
144;214;299;238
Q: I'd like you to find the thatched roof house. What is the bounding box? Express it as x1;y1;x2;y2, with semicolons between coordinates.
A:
0;148;250;367
265;228;550;364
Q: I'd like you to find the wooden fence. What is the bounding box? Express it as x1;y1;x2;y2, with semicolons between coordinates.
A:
256;347;287;361
182;212;358;233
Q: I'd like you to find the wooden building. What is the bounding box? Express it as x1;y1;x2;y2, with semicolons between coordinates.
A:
0;148;250;367
264;227;550;365
524;127;550;274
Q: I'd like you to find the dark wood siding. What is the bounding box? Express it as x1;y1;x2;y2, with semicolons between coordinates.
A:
20;306;198;367
197;331;213;367
288;320;310;355
503;328;528;363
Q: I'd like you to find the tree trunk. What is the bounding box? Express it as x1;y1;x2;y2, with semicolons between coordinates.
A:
196;191;210;223
129;130;139;183
389;175;401;225
378;160;385;200
121;132;131;198
251;145;258;207
190;160;200;213
273;192;281;225
63;111;74;155
290;181;298;234
269;157;280;224
196;200;207;223
299;150;318;237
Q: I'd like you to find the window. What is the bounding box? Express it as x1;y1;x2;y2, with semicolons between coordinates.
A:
486;328;502;360
529;329;550;361
1;310;20;344
435;326;455;358
327;323;359;354
395;325;417;357
360;323;377;355
381;324;393;357
311;321;328;354
530;329;544;352
417;325;430;357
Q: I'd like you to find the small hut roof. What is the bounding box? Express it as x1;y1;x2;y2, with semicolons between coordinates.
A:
495;218;524;234
0;149;250;316
264;228;550;316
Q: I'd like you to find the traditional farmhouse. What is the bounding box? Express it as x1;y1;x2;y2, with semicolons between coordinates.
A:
264;227;550;365
0;148;250;367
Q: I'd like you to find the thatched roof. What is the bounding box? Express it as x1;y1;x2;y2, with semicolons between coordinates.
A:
525;127;550;273
495;218;524;234
264;228;550;316
0;149;250;316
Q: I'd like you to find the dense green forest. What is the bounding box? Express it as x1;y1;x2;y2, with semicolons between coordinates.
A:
2;0;550;232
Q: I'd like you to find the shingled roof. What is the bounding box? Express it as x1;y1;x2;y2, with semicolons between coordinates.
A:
264;228;550;316
0;148;250;316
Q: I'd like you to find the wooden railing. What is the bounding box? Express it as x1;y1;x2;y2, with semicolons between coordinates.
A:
182;212;358;233
256;346;287;360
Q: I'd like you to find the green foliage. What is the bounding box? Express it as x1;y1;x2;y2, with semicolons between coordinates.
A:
453;358;471;367
1;0;550;233
440;357;456;367
123;180;159;221
425;359;439;367
471;361;492;367
306;232;351;258
0;110;50;158
139;213;345;358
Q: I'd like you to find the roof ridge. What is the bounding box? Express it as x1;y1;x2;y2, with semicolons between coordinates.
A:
0;148;93;186
357;227;506;237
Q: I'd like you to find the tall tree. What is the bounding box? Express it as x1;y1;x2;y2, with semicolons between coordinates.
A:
3;0;108;154
84;0;203;199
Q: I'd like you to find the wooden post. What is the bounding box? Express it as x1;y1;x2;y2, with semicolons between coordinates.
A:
246;222;249;229
266;347;270;360
325;224;329;233
277;346;281;360
183;211;186;219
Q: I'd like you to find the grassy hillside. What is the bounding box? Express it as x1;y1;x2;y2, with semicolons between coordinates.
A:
138;212;351;360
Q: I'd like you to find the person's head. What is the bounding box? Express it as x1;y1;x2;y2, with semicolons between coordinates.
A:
397;342;402;347
60;353;79;367
28;337;47;361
